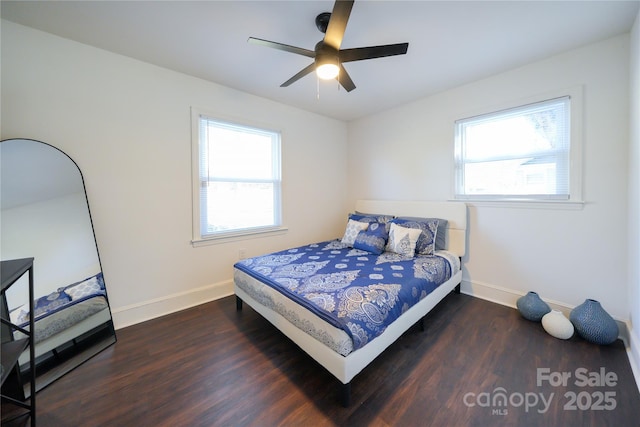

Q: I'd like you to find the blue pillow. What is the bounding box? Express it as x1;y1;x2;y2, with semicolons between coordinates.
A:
353;222;389;254
396;217;448;251
390;218;439;255
349;213;393;225
348;213;394;236
354;211;395;221
33;291;71;318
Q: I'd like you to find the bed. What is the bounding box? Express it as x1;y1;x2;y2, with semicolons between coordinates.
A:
10;272;114;367
233;200;467;405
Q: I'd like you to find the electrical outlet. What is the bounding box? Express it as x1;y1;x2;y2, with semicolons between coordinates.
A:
238;248;247;260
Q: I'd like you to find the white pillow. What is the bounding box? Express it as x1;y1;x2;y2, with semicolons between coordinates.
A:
341;219;369;246
65;276;102;301
387;223;422;257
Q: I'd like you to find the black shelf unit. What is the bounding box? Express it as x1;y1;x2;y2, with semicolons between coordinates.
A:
1;258;36;426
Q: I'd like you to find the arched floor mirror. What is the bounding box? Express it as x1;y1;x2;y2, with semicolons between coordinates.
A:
1;138;116;399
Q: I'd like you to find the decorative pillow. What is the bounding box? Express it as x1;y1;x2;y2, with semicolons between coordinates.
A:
349;212;394;234
63;273;105;301
390;218;439;255
353;222;389;254
386;223;422;257
9;304;29;326
353;212;395;223
349;213;393;229
33;291;71;317
396;216;448;251
341;219;369;246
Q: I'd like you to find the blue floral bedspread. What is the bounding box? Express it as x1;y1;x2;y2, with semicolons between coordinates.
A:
11;272;107;329
234;240;453;350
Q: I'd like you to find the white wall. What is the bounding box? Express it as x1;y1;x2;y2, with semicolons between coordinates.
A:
348;35;631;320
1;21;349;328
628;10;640;382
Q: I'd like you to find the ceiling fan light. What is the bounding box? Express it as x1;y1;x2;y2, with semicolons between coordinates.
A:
316;62;339;80
316;63;339;79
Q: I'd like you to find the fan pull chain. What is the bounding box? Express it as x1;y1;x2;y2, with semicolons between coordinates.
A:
317;76;320;100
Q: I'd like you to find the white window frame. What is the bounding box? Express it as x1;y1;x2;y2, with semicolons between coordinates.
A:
191;108;286;246
453;87;584;208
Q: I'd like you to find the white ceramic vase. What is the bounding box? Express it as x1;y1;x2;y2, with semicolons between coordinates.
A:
542;310;574;340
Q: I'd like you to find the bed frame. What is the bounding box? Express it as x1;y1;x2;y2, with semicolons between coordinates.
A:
234;200;467;406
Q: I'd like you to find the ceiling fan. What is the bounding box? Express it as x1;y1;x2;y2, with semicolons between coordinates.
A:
248;0;409;92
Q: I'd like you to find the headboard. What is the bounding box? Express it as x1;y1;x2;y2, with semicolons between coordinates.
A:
354;200;468;257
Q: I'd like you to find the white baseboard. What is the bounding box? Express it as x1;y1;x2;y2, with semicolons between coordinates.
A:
460;278;521;309
627;325;640;394
110;279;234;329
460;278;640;393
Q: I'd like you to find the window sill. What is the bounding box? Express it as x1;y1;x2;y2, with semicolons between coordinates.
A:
192;226;288;247
450;199;585;210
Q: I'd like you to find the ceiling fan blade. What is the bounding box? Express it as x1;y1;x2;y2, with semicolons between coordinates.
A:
248;37;315;58
337;65;356;92
339;43;409;63
324;0;355;50
281;63;316;87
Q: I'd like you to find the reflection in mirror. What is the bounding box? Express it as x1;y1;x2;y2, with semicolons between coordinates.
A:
1;139;116;397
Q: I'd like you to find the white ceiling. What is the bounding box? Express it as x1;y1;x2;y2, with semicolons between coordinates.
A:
2;0;638;121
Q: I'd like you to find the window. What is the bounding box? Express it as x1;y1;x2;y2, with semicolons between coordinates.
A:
192;110;282;242
454;95;580;203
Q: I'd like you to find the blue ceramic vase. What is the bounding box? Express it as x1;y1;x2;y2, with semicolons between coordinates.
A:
570;299;618;345
516;291;551;322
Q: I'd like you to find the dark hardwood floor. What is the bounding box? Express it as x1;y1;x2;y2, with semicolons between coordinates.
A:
3;293;639;426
